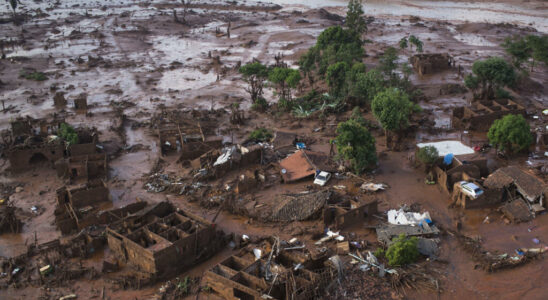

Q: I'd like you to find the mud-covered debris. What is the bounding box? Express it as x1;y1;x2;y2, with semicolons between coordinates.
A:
361;182;388;192
268;190;332;222
0;200;22;234
144;173;184;193
456;232;545;272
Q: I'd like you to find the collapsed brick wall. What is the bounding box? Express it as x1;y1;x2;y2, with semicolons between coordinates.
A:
7;144;65;172
452;184;503;209
180;138;223;161
55;153;107;180
409;53;452;76
452;99;526;131
107;205;225;280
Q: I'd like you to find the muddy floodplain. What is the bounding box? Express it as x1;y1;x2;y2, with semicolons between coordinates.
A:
1;0;548;299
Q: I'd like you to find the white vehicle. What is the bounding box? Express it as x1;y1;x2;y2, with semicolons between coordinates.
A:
459;181;484;199
314;171;332;186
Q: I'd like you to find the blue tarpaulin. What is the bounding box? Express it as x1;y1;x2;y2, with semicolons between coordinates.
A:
443;153;454;165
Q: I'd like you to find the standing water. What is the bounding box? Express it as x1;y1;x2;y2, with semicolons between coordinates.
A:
262;0;548;33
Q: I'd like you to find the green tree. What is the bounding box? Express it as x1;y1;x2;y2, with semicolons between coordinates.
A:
335;119;377;174
399;37;408;50
317;26;361;50
464;57;516;100
268;67;301;100
315;26;364;75
298;46;320;86
372;88;417;150
401;63;413;81
409;35;423;53
350;106;367;127
417;145;439;168
326;61;350;97
386;234;419;266
502;36;531;69
346;0;366;35
59;123;79;146
249;128;273;142
526;35;548;72
239;62;268;103
371;88;415;133
349;69;385;106
379;47;399;79
488;114;532;154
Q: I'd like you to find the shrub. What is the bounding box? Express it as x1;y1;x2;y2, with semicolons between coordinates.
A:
20;70;48;81
249;128;272;142
386;234;419;266
488;114;532;154
251;97;268;111
278;97;293;112
417;145;439;167
373;247;385;258
59;123;79;146
335;119;377;174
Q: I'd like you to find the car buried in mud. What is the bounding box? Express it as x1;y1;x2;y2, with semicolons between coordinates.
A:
458;181;484;199
314;171;332;186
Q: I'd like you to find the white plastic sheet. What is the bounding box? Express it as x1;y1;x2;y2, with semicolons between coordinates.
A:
387;208;431;226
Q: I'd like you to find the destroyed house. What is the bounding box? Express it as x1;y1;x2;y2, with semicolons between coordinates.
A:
55;153;107;181
5;117;103;172
55;129;106;181
157;119;221;158
54;180;111;235
279;149;336;183
5;117;66;171
409;53;453;76
452;99;525;131
106;202;225;279
429;154;501;208
272;131;297;156
5;136;64;171
431;154;487;195
324;198;378;230
191;144;263;179
484;166;546;205
203;240;337;300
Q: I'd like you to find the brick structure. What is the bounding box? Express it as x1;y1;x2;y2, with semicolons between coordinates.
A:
452;99;525;131
106;202;225;279
409;53;453;76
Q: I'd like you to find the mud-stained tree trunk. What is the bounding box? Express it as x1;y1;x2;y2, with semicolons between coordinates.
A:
181;0;192;25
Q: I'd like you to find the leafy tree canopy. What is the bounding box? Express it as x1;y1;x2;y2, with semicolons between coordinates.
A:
371;88;415;132
326;61;350;97
488;114;532;154
59;123;79;146
379;47;399;78
346;0;366;34
386;234;419;266
239;62;268;102
335;119;377;174
239;62;268;78
349;69;385;106
268;67;301;100
526;35;548;71
409;35;423;53
399;37;408;49
465;57;516;100
317;26;362;50
417;145;439;167
249;128;273;142
502;36;531;69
